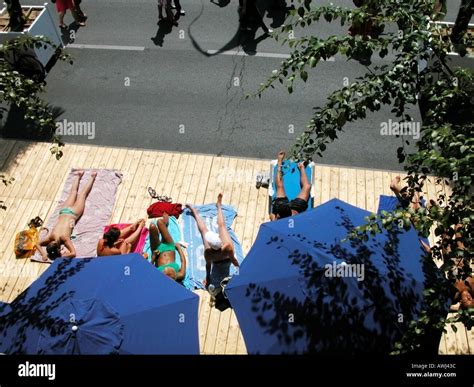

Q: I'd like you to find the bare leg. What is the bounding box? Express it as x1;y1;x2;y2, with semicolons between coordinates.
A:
64;171;84;207
120;219;145;239
58;11;66;27
276;150;287;198
71;171;97;217
157;218;174;244
390;176;420;211
186;204;210;249
296;162;311;201
158;3;163;19
389;176;403;197
216;193;233;247
149;223;161;266
124;220;145;245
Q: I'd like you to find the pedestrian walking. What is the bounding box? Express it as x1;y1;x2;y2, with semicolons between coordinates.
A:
54;0;86;29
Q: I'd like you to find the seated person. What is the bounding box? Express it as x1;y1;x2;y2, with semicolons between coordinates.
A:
97;219;146;256
149;212;187;281
389;175;423;211
270;150;312;221
37;171;96;261
186;193;239;289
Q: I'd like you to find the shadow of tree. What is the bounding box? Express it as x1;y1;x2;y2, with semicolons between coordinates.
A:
0;104;64;142
0;258;88;354
242;206;449;354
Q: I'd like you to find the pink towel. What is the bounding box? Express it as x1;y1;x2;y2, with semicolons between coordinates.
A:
103;224;149;254
32;169;123;263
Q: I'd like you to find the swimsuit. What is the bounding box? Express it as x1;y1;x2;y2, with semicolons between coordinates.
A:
155;243;180;273
209;259;232;288
272;197;308;215
156;242;176;254
59;207;78;217
157;262;180;273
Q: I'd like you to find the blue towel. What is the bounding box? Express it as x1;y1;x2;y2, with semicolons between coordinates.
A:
182;204;244;289
143;216;192;290
377;195;430;248
271;161;314;211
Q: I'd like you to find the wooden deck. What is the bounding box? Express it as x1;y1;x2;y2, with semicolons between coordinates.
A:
0;139;471;355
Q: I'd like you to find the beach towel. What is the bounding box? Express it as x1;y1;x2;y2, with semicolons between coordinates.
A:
268;160;315;214
182;204;244;290
31;169;123;263
142;216;192;290
103;223;149;254
147;202;183;219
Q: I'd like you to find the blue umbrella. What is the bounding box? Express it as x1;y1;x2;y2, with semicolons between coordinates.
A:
0;254;199;354
226;198;447;354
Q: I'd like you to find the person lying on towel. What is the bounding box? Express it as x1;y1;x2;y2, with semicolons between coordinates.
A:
36;171;97;261
270;150;312;221
97;219;146;256
454;277;474;310
186;193;239;289
149;212;187;281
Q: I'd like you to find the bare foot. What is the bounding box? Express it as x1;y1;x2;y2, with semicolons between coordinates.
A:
75;170;85;178
217;193;223;207
390;176;402;195
91;171;98;179
277;150;286;163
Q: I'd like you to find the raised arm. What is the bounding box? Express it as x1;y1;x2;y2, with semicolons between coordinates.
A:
62;238;77;258
36;233;52;260
175;243;187;281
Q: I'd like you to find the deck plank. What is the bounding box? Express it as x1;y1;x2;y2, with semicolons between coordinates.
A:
0;140;470;355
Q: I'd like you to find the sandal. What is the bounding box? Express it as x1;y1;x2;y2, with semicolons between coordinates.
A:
148;186;158;199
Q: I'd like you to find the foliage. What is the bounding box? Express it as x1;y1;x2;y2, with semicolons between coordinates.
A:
256;0;473;353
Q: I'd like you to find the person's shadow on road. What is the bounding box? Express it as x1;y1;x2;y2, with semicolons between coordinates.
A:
240;29;270;55
210;0;231;7
151;20;173;47
264;0;293;28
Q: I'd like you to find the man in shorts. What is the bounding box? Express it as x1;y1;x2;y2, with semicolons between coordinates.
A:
270;150;311;221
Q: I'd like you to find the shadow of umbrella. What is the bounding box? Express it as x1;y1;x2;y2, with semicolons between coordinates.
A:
226;199;449;354
0;254;199;354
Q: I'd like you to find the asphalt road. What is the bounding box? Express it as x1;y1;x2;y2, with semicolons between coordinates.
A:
1;0;470;170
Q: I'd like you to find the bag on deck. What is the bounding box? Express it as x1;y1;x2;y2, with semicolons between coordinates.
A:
14;217;44;258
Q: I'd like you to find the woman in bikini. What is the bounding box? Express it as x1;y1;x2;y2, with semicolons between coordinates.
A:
149;212;187;281
37;170;96;261
97;219;146;256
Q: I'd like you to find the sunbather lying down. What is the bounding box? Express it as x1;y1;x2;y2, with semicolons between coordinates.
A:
454;277;474;310
37;171;97;261
186;193;239;289
270;150;312;221
97;219;146;256
149;212;186;282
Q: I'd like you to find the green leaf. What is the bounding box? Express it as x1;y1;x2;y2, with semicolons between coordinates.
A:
301;71;308;82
